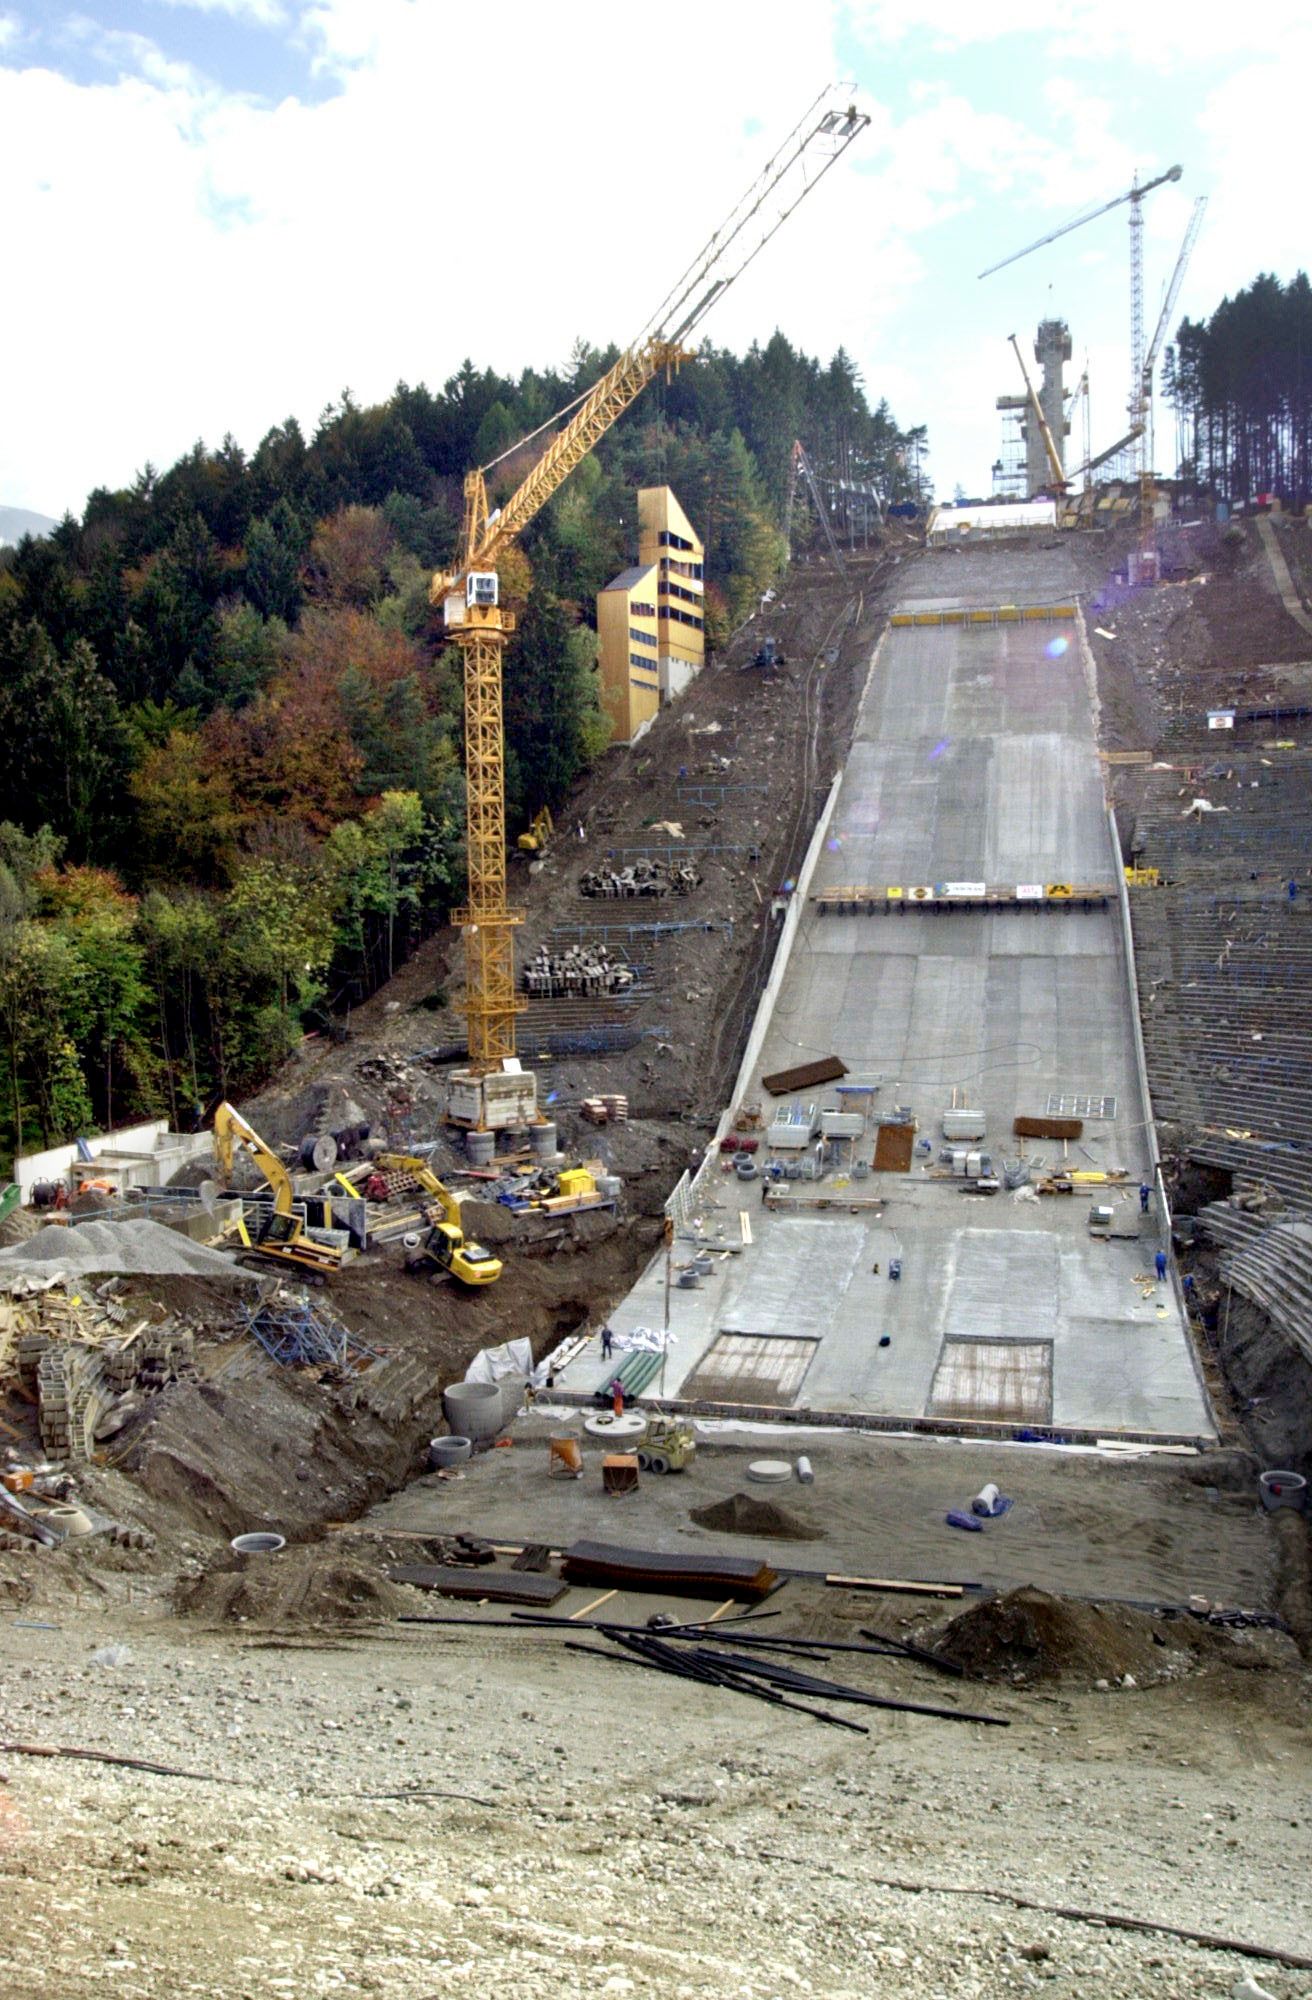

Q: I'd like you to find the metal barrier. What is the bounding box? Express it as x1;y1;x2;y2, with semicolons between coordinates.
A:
889;602;1077;628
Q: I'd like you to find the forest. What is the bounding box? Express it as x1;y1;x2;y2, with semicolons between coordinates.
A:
1166;271;1312;507
0;332;924;1165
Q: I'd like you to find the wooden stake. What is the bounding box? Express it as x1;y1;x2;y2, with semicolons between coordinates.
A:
569;1589;617;1621
825;1574;963;1599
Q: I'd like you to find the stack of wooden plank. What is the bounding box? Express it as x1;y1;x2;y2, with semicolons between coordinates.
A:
561;1539;779;1602
388;1564;567;1606
580;1094;628;1125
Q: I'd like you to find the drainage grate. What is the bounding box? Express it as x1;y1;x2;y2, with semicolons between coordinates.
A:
1045;1093;1117;1119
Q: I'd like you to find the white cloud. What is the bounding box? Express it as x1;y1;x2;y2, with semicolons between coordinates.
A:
63;15;210;91
847;0;1311;62
5;2;1311;512
157;0;291;24
5;2;862;511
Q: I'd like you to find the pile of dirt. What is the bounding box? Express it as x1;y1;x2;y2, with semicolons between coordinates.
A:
0;1218;252;1282
458;1198;520;1247
934;1586;1181;1685
0;1203;42;1249
689;1490;822;1541
174;1545;416;1628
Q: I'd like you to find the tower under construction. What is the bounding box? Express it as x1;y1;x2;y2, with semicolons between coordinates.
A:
994;318;1072;498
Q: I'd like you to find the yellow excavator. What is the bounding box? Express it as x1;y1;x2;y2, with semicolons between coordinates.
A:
517;806;554;855
213;1101;347;1277
376;1152;502;1287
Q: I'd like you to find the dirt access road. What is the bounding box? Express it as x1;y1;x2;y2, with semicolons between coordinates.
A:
2;1570;1309;2000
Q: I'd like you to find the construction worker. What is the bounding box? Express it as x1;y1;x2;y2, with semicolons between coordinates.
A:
601;1324;614;1360
1139;1182;1151;1214
611;1377;625;1419
1155;1249;1168;1282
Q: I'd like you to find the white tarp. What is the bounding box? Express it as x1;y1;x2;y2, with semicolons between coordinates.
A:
463;1336;542;1388
612;1326;673;1353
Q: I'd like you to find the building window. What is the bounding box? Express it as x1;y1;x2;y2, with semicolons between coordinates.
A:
629;653;659;671
630;600;656;619
660;579;702;606
658;529;694;552
629;625;657;647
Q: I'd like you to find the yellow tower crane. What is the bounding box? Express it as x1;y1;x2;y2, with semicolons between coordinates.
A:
432;88;869;1123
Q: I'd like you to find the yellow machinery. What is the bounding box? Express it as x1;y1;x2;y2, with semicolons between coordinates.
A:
431;90;869;1105
213;1101;346;1277
1007;333;1068;495
377;1152;502;1287
637;1416;696;1475
517;806;554;855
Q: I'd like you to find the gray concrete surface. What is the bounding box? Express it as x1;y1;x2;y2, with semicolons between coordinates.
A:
558;549;1214;1440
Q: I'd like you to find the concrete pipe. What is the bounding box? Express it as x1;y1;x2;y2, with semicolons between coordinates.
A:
429;1436;472;1469
530;1121;558;1160
442;1380;504;1441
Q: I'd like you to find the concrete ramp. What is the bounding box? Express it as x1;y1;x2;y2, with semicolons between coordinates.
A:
556;570;1214;1443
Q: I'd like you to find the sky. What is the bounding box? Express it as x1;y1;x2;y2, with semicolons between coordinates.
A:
3;0;1311;519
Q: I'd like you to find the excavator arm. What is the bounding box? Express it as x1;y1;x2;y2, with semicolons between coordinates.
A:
1008;333;1067;493
213;1102;295;1215
374;1152;461;1230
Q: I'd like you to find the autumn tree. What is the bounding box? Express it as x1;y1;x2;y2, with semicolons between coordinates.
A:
304;505;395;607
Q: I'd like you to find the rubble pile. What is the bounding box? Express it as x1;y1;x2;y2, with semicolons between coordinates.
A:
5;1287;198;1463
578;858;701;899
522;942;636;1000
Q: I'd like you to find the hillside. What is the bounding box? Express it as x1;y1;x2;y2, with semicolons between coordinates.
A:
0;503;56;545
0;335;923;1169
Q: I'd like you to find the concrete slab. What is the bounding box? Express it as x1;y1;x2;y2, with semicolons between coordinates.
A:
558;571;1214;1441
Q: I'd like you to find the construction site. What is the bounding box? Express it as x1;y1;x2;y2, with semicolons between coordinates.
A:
3;95;1312;2000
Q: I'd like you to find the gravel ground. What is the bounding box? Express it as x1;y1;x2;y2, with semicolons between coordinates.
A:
2;1597;1310;1999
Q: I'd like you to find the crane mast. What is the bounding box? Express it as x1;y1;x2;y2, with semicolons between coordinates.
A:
432;88;869;1087
1139;196;1208;539
787;440;847;569
982;164;1184;558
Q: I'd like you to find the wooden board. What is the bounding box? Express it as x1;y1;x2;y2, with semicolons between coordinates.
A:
825;1574;964;1599
1014;1115;1083;1140
761;1055;848;1096
561;1539;778;1601
873;1122;916;1172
